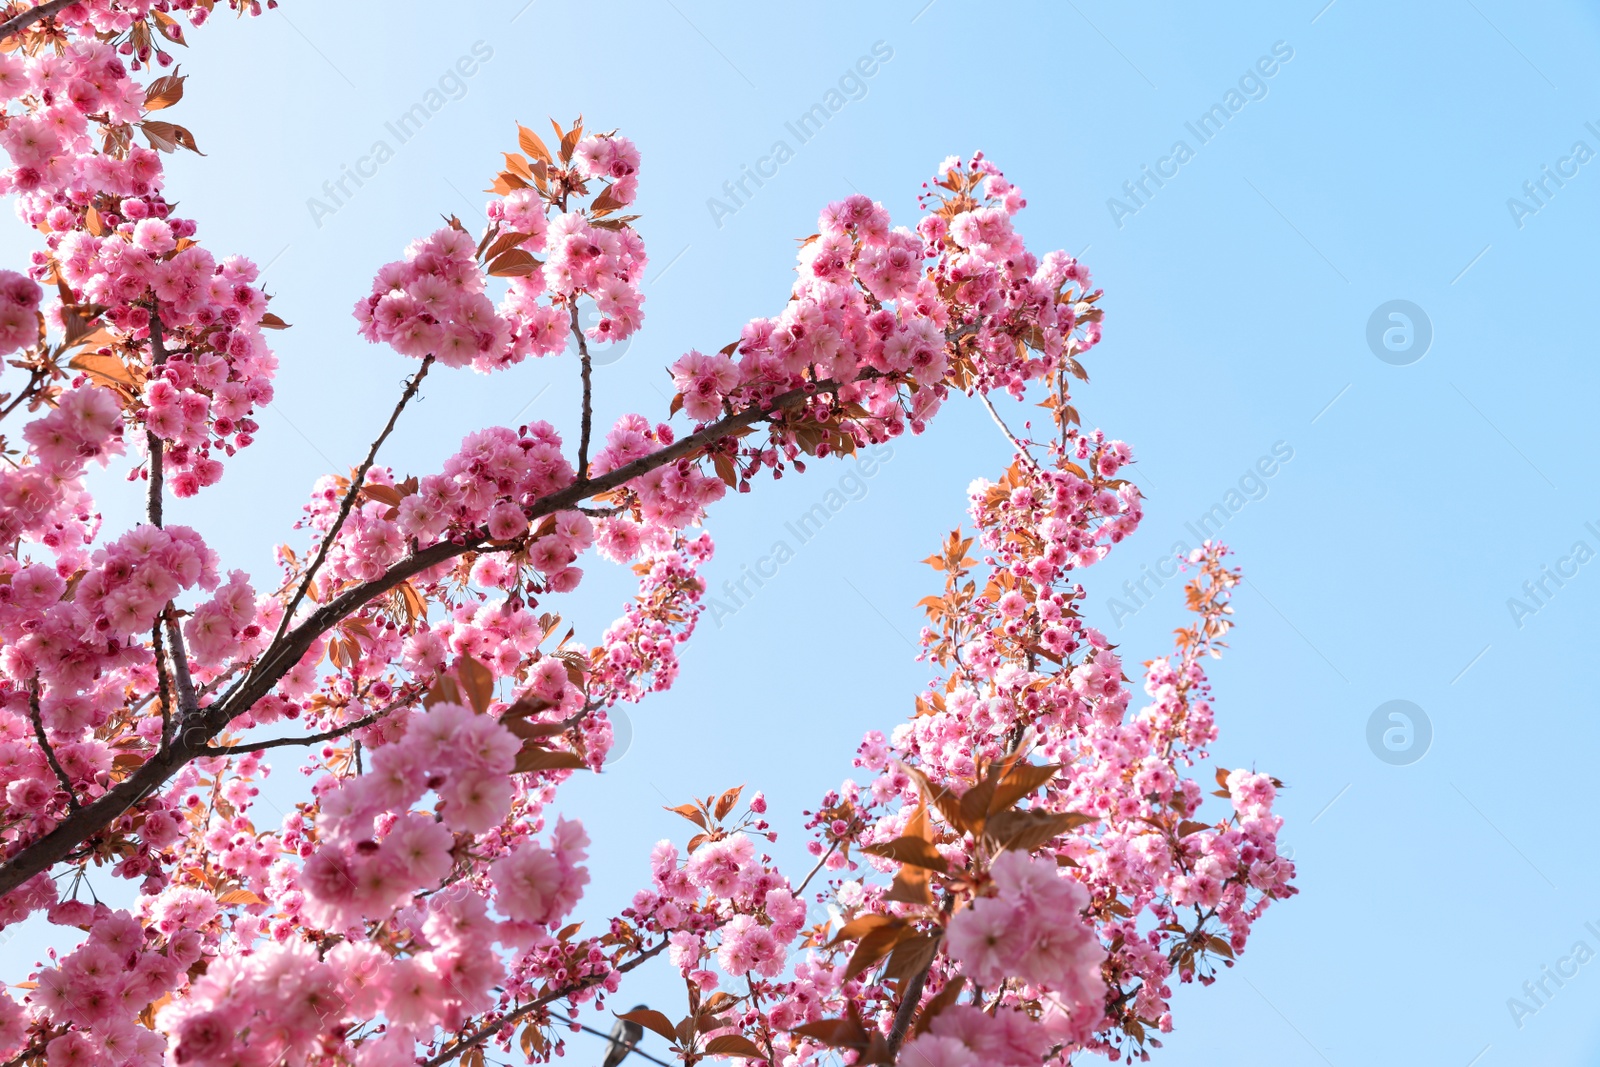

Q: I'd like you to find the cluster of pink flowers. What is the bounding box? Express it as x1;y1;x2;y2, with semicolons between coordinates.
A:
0;382;123;564
774;447;1293;1059
18;905;190;1066
356;131;646;371
48;1;273;68
945;851;1105;1013
302;701;519;926
0;268;41;354
0;27;278;500
493;816;590;927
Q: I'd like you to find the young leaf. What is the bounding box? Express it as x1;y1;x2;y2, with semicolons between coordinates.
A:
665;803;708;830
985;809;1096;853
518;123;554;165
989;761;1061;814
144;70;186;110
619;1008;678;1043
882;932;940;983
457;656;494;715
423;673;461;709
702;1035;766;1059
841;921;912;980
512;746;587;773
884;862;932;905
860;835;947;874
487;249;539;277
714;785;743;820
825;913;896;948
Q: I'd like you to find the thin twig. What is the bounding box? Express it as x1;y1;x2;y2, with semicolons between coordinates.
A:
0;365;47;425
796;839;840;895
267;356;434;654
549;1012;674;1067
197;689;418;756
422;939;671;1067
28;681;78;811
978;391;1039;471
571;304;593;480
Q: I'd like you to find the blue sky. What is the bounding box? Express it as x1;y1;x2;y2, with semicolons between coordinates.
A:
9;1;1600;1063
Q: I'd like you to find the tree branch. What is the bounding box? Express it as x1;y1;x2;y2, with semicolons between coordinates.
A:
0;364;48;425
28;681;78;812
163;613;199;720
977;391;1039;472
421;939;670;1067
0;376;841;899
0;0;80;41
152;621;172;750
886;958;931;1055
197;688;418;757
267;356;433;653
146;310;170;527
571;304;593;480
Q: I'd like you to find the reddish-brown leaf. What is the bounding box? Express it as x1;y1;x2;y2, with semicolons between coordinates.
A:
666;803;708;829
518;123;554;165
989;761;1061;815
882;932;941;983
512;746;587;773
860;836;947;874
714;785;743;820
487;249;539;277
702;1035;766;1059
144;70;185;110
457;656;494;715
985;809;1097;853
619;1008;678;1043
842;922;912;980
790;1015;869;1049
423;673;460;709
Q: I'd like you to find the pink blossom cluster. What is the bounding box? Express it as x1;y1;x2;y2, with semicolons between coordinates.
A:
48;1;272;69
586;533;711;710
0;383;123;564
900;1005;1057;1067
0;268;41;353
12;905;192;1067
0;31;278;500
303;701;519;926
784;457;1293;1060
945;851;1105;1019
356;132;646;370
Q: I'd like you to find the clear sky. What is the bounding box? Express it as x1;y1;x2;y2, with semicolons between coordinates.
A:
7;1;1600;1063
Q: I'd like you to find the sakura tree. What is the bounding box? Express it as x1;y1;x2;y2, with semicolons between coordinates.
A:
0;4;1295;1067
